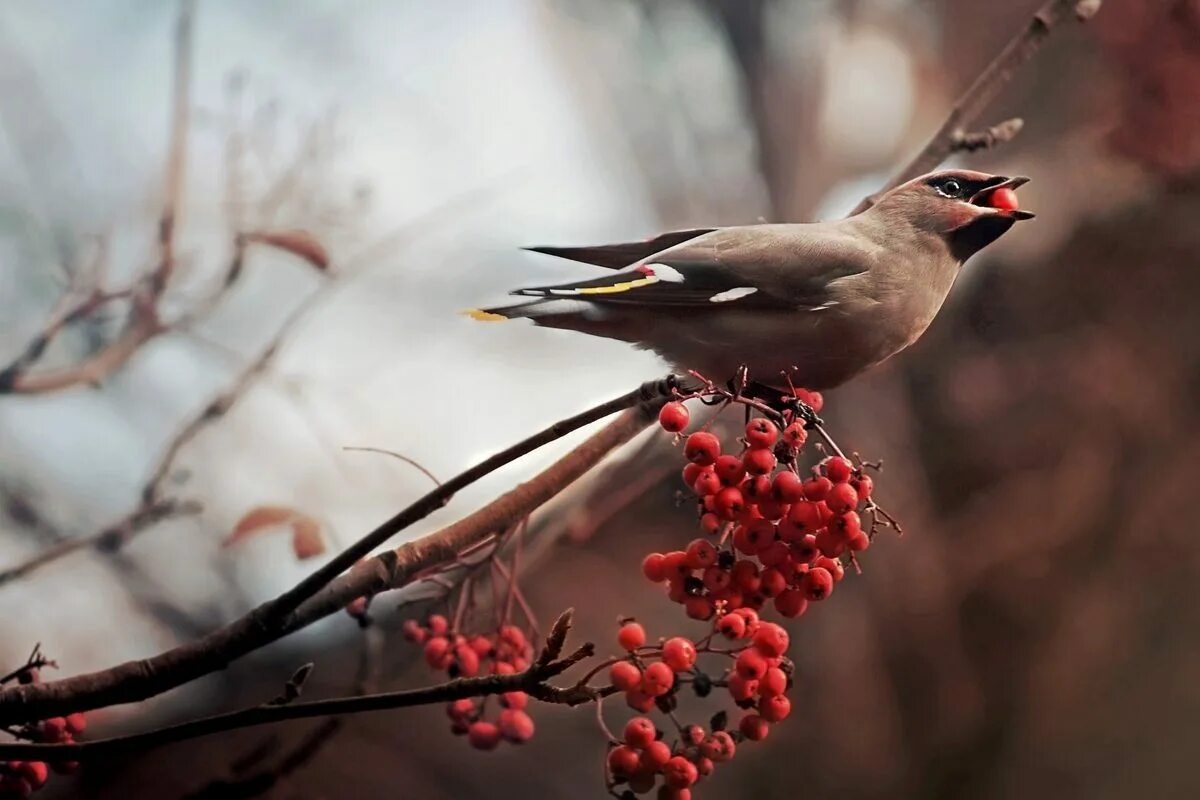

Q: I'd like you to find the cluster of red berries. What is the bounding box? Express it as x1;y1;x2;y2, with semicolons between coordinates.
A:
0;670;85;799
402;615;537;751
604;613;793;798
649;394;873;621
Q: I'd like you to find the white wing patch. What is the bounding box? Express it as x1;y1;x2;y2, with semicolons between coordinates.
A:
708;287;758;303
644;263;685;283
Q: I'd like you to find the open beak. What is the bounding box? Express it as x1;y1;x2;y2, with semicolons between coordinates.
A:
969;176;1035;220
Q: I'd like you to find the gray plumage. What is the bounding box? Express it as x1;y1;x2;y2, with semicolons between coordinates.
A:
472;170;1033;390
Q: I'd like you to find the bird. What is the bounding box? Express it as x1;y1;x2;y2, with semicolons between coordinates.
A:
466;169;1033;391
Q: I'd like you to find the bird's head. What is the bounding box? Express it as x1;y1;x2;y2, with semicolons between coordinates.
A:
872;169;1034;261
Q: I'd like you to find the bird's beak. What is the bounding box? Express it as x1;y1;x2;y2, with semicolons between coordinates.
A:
969;176;1035;220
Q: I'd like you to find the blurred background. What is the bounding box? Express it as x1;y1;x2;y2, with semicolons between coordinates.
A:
1;0;1198;797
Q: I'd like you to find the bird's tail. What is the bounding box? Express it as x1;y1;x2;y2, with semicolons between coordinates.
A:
461;298;594;323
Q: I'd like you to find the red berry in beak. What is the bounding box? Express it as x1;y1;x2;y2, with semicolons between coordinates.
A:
989;186;1019;211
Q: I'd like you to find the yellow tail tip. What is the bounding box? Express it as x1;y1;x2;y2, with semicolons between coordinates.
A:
462;308;508;322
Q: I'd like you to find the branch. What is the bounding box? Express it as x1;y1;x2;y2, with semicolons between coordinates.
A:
0;611;594;761
0;378;678;725
851;0;1103;214
0;0;196;394
0;498;200;587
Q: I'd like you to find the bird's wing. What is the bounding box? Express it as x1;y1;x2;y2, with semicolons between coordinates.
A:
509;225;870;310
522;228;717;270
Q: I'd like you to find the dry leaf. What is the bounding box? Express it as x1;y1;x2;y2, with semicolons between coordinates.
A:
245;229;330;271
226;505;325;560
290;515;326;560
227;506;297;545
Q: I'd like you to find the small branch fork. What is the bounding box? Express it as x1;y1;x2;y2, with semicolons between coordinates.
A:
850;0;1103;214
0;611;595;761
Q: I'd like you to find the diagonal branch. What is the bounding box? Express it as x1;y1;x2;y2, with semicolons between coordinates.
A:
851;0;1103;214
0;379;677;725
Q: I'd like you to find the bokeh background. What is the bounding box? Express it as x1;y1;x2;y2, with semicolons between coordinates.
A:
1;0;1198;798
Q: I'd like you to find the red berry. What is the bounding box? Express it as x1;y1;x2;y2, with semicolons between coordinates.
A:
802;566;834;600
742;474;774;503
427;614;449;635
642;739;672;769
752;622;790;657
829;509;862;540
500;624;526;650
659;402;690;433
760;666;788;696
848;531;871;551
663;756;699;788
611;661;642;691
815;555;846;582
17;762;48;789
771;471;805;503
802;476;832;501
758;693;792;722
744;418;779;449
624;716;658;748
608;745;641;776
713;486;746;519
693;469;723;496
401;618;425;643
774;588;809;618
468;721;502;750
739;713;771;741
825;482;859;513
64;712;87;736
815;528;846;558
684;432;721;466
717;613;747;639
784;501;823;535
728;672;759;701
642;553;668;583
735;648;769;680
423;637;451;670
851;473;874;501
682;462;706;489
699;512;722;536
662;637;697;672
782;422;808;449
822;456;854;484
454;643;480;677
642;661;676;696
626;688;656;712
759;567;787;597
732;559;761;593
742;447;776;476
732;520;772;556
713;454;746;486
498;709;536;743
757;540;790;568
989;186;1020;211
618;622;647;651
703;565;733;592
663;551;690;579
684;594;715;621
502;690;528;709
702;730;737;761
685;538;718;569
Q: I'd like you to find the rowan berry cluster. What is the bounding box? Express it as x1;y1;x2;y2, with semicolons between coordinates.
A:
650;390;876;622
600;611;792;798
402;615;537;751
0;662;85;799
